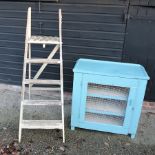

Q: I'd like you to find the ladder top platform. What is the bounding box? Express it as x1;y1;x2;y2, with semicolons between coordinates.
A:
73;59;150;80
28;35;61;44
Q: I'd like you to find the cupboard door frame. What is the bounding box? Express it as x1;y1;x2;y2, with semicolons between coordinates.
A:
79;74;136;134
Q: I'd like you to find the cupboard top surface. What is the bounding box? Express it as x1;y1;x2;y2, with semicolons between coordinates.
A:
73;59;149;80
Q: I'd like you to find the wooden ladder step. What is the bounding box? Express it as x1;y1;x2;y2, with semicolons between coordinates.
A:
26;59;60;64
24;79;61;85
28;36;61;45
21;120;63;129
22;100;62;106
29;87;61;91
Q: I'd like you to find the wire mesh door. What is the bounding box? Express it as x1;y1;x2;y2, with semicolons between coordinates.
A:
85;83;129;126
79;76;135;134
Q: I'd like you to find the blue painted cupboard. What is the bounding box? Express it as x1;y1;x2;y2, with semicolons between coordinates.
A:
71;59;149;138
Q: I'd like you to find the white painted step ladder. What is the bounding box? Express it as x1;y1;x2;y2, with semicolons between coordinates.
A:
19;7;65;143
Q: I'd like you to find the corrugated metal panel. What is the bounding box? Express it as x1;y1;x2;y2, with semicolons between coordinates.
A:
0;0;128;90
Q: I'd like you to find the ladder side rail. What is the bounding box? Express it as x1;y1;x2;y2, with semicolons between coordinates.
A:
21;7;31;101
19;7;31;143
59;9;65;143
28;7;32;99
28;44;31;99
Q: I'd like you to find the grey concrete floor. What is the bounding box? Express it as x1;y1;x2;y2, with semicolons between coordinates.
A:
0;84;155;155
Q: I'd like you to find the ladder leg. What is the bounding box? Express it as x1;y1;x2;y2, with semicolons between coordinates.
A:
18;128;22;143
59;9;65;143
19;27;29;143
19;103;24;142
61;56;65;143
62;127;65;143
19;7;31;142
